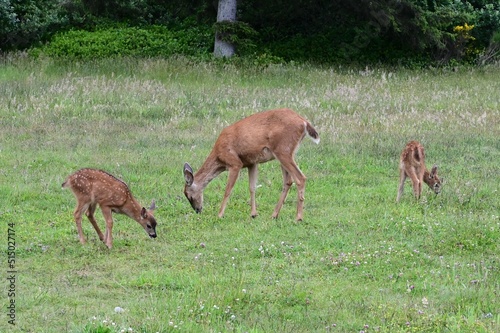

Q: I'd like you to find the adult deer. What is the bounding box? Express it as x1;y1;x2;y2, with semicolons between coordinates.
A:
397;141;442;202
62;168;157;249
183;108;320;221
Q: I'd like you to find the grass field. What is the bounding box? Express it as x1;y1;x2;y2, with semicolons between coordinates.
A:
1;55;499;333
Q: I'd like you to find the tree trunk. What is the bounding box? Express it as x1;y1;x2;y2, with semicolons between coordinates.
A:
214;0;237;58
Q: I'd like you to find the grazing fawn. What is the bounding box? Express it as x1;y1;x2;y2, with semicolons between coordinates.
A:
62;168;157;249
397;141;442;202
183;108;320;221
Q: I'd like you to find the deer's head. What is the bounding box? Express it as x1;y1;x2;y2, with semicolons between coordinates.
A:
183;163;203;213
140;200;157;238
424;165;442;195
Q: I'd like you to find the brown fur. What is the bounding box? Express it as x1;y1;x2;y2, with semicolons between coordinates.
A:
183;108;320;221
62;168;157;249
397;141;442;202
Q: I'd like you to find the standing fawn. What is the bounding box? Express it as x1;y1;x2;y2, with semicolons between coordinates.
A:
183;108;320;221
62;168;157;249
397;141;442;202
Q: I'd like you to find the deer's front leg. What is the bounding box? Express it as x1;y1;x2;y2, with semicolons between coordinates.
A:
100;206;114;249
219;166;242;218
248;164;258;218
73;202;90;244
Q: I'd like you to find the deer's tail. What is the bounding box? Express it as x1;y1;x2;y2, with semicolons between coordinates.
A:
413;146;425;163
306;122;320;144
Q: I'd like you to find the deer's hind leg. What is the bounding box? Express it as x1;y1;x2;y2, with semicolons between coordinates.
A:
273;155;306;221
408;167;422;200
272;165;293;220
86;203;105;241
396;168;407;202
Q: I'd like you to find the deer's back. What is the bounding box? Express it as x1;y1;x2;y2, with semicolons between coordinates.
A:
215;109;308;156
400;141;426;170
63;168;131;206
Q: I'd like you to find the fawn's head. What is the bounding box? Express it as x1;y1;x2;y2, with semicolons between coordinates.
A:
140;200;157;238
424;165;442;195
183;163;203;213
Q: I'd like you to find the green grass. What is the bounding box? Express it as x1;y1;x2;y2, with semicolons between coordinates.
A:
1;55;499;332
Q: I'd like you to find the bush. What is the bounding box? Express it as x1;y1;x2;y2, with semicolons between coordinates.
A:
38;25;213;59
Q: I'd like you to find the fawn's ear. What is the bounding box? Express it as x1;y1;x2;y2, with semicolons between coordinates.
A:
141;207;148;219
430;165;438;177
184;163;194;186
149;200;156;211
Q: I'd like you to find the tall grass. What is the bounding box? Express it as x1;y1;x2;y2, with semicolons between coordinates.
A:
1;55;499;332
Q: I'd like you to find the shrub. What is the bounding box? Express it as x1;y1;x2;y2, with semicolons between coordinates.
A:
38;25;213;59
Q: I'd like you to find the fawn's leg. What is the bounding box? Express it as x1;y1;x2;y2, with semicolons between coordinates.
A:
396;169;407;202
86;203;104;241
100;206;114;249
73;202;90;244
408;168;421;200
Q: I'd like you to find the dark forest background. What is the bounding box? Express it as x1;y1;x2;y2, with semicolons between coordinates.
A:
1;0;499;66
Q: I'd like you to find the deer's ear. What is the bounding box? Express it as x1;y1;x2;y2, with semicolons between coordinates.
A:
149;200;156;211
430;165;438;177
141;207;148;219
184;163;194;186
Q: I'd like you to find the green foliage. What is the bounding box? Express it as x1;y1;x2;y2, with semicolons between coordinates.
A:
472;1;500;47
3;1;500;69
213;20;258;55
0;0;16;37
0;0;69;51
250;53;286;67
38;25;212;59
240;0;500;65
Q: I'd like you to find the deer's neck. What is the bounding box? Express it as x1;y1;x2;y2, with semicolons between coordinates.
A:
121;197;143;222
195;153;226;189
423;169;432;186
